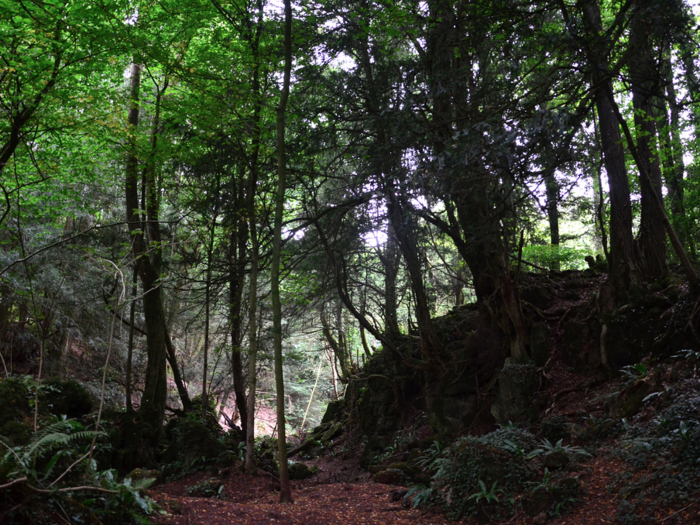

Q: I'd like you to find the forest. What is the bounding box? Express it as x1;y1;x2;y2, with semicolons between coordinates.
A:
2;0;700;523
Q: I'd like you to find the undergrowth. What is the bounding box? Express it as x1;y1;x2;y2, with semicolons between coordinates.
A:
610;377;700;523
0;418;158;524
410;426;582;521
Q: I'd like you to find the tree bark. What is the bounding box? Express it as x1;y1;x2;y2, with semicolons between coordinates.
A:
272;0;293;503
124;63;168;427
579;0;638;305
229;192;249;438
126;264;138;413
380;224;401;339
629;7;668;280
164;328;192;411
245;38;263;473
544;171;560;271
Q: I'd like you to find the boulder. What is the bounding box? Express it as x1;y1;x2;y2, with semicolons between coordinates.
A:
373;468;406;485
321;398;346;424
543;450;569;470
288;462;315;480
530;322;552;367
491;360;539;424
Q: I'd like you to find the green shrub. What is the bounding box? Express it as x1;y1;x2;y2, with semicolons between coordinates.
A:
521;245;588;271
427;428;538;520
0;418;157;524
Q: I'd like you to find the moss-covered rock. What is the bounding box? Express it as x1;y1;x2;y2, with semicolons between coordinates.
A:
161;417;225;472
320;421;343;442
430;428;538;520
530;322;552;367
373;468;406;485
125;468;161;484
186;477;224;498
321;399;346;424
562;321;601;370
491;360;540;425
614;372;662;418
543;450;569;470
524;487;551;517
288;461;316;480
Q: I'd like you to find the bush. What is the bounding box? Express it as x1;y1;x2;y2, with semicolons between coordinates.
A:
521;245;588;271
0;418;157;524
427;428;538;520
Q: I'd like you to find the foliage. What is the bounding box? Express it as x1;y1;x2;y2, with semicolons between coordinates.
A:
609;380;700;522
185;478;224;498
527;438;591;462
520;245;590;271
0;418;157;524
423;428;538;520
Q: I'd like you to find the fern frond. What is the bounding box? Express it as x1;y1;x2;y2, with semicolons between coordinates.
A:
130;477;156;492
67;430;105;443
25;420;104;461
25;432;71;460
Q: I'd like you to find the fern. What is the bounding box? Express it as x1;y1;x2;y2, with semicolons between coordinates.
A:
1;418;157;524
128;477;157;492
24;420;103;462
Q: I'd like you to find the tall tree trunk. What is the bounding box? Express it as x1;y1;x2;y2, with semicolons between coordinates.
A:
272;0;293;503
245;169;259;473
124;63;168;429
629;7;668;281
661;51;696;261
245;38;263;473
544;171;560;271
579;0;637;306
230;190;249;438
357;28;442;361
380;225;401;339
164;329;192;410
385;192;443;361
126;264;138;413
201;212;217;417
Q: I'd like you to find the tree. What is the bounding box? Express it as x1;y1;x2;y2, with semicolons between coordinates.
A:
271;0;293;503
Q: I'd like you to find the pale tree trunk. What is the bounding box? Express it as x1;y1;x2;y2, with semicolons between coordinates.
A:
271;0;293;503
245;173;259;472
201;219;215;417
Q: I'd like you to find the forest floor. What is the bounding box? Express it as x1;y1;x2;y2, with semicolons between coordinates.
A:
148;450;700;524
147;413;700;525
148;269;700;524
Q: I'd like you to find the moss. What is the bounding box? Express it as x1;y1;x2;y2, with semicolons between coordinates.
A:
288;462;316;480
373;468;406;485
162;417;225;467
321;398;346;424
